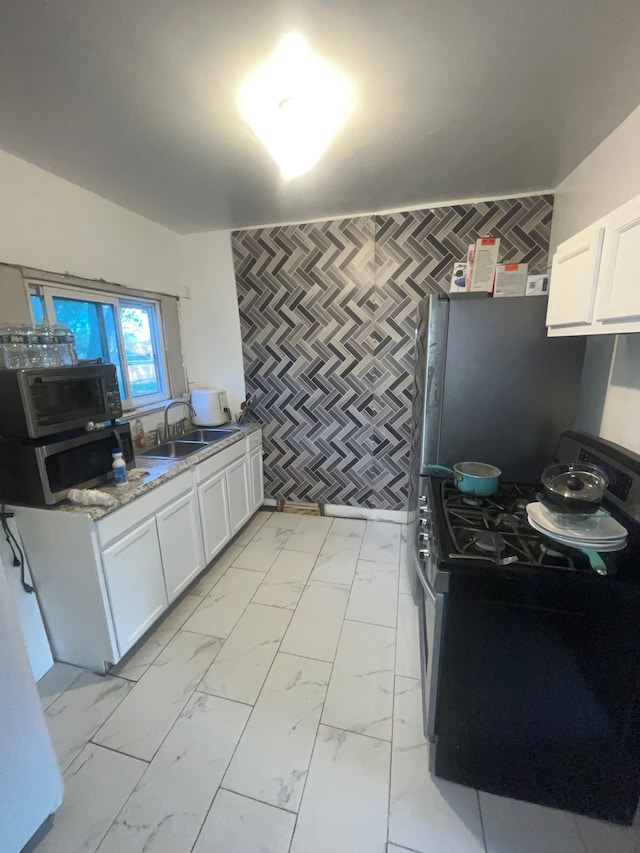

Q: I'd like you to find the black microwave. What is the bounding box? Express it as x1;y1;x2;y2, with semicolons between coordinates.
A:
0;364;122;439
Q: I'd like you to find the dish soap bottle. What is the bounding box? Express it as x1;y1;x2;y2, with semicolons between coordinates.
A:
112;450;128;487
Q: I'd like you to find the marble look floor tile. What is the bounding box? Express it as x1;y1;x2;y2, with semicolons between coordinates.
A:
360;521;402;564
399;530;413;595
198;603;292;704
114;627;177;682
387;845;422;853
190;544;244;596
309;534;361;586
389;676;485;853
37;662;84;711
250;524;293;546
261;512;302;530
252;550;317;609
346;560;399;628
99;692;251;853
481;791;587;853
322;619;395;740
279;581;350;662
193;789;295;853
223;653;331;811
395;594;421;680
232;540;283;571
34;743;146;853
285;527;330;554
116;594;204;682
45;671;132;772
329;517;367;538
233;511;272;546
182;568;264;637
290;725;391;853
575;812;640;853
93;631;222;761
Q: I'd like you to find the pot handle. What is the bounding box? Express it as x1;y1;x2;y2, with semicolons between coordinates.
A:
423;465;455;478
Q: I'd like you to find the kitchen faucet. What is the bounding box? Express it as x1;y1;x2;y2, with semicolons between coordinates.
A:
163;399;196;439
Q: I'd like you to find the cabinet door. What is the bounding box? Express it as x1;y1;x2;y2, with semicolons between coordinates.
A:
102;517;168;656
197;470;231;564
249;448;264;512
595;200;640;322
546;226;604;328
157;490;204;603
226;457;251;534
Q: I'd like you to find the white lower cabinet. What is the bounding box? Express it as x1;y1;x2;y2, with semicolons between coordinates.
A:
101;517;168;656
157;490;204;603
198;470;232;564
226;456;251;534
249;447;264;511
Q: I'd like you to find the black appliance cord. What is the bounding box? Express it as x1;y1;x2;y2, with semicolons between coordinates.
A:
1;504;33;594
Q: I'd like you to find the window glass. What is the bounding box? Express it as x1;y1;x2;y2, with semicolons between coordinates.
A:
120;303;160;397
30;294;45;325
52;296;126;397
28;283;168;407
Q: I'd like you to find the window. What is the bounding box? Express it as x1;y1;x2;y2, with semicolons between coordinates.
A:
28;282;169;408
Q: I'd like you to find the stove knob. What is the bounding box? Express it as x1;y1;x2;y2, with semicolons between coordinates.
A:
419;495;427;504
419;548;431;560
419;506;431;516
419;518;428;528
419;533;430;543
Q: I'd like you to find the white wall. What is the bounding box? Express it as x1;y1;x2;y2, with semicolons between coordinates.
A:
551;103;640;454
179;231;245;417
0;148;181;294
0;147;248;426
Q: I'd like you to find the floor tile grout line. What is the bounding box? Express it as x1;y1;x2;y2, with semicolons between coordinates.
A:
96;639;233;853
572;813;590;853
86;738;150;764
286;594;346;853
387;572;402;846
476;789;489;853
218;786;299;815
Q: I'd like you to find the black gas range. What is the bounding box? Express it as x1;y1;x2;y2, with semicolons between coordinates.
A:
410;431;640;825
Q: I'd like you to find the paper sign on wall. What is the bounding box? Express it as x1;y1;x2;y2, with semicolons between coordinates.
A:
467;238;500;292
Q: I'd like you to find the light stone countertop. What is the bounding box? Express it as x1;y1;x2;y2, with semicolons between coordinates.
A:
53;422;262;521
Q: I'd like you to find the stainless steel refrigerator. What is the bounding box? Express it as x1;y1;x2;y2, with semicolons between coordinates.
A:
408;293;586;505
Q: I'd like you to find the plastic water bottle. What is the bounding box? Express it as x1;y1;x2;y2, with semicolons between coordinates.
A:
112;450;128;486
0;325;28;368
37;323;62;367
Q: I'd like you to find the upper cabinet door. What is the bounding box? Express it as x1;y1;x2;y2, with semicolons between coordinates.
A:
595;200;640;322
546;227;605;328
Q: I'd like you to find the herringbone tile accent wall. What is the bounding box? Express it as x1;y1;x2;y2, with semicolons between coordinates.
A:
232;194;553;510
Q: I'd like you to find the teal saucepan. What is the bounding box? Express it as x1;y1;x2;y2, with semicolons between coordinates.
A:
424;462;502;496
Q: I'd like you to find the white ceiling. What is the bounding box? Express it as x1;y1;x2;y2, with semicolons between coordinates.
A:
1;0;640;233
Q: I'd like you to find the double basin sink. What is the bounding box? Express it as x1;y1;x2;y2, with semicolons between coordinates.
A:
140;428;239;461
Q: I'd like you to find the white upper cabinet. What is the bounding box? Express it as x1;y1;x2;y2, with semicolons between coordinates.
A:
546;227;604;329
548;193;640;336
594;199;640;323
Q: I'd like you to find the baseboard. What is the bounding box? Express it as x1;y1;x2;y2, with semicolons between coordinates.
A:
323;504;408;524
261;498;407;524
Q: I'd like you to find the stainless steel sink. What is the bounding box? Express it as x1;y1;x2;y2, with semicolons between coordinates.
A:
182;428;239;443
140;440;208;460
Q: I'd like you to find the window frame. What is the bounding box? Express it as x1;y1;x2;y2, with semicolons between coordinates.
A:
27;280;170;410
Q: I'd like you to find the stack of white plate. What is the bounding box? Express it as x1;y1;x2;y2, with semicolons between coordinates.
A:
526;502;628;552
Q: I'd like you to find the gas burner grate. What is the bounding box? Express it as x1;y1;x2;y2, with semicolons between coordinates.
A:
440;480;584;571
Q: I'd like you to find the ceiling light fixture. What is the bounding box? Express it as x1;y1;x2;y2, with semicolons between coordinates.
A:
238;33;354;180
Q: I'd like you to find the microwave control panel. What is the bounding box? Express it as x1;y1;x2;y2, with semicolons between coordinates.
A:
105;370;123;418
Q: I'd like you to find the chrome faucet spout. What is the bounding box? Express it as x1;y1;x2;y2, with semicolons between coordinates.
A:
163;400;196;437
